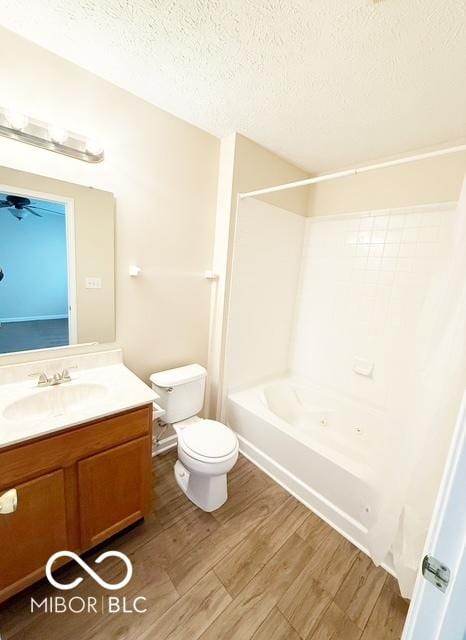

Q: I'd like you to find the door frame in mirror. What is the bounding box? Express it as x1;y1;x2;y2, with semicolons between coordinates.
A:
0;182;77;348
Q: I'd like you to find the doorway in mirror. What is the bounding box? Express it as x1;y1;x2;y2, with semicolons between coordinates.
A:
0;188;75;354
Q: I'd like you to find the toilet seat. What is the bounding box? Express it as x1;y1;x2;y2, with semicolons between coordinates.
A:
178;419;237;462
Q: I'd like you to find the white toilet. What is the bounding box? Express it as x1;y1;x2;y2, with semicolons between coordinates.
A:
150;364;239;512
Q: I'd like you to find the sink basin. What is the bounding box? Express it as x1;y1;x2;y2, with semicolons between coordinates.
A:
3;383;109;422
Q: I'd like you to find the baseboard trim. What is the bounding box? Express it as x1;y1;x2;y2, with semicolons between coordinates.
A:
0;314;68;323
237;433;396;578
152;434;177;457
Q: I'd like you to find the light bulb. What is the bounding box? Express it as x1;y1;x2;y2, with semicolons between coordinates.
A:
49;125;68;145
85;138;103;156
5;110;28;131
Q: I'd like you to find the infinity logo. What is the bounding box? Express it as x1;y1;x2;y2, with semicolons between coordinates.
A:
45;551;133;591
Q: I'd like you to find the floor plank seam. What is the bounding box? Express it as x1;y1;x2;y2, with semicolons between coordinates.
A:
212;498;311;599
249;602;278;640
277;599;323;640
210;481;273;527
358;573;392;638
354;572;388;633
228;531;305;602
211;566;233;598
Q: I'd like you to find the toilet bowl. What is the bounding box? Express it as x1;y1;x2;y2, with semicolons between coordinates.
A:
150;364;239;512
173;417;239;511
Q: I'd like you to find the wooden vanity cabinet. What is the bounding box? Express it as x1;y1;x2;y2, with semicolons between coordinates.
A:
78;436;151;548
0;404;152;603
0;470;68;596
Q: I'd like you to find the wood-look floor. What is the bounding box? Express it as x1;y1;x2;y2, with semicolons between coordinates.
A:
0;450;409;640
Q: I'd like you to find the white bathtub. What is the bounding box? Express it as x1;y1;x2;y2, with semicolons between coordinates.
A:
227;378;387;552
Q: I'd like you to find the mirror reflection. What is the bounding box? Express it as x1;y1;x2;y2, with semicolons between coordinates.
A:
0;166;115;356
0;191;72;354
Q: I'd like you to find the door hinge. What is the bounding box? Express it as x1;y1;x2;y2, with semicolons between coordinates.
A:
422;554;450;593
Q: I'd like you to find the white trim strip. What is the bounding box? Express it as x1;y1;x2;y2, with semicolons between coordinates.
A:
0;314;68;323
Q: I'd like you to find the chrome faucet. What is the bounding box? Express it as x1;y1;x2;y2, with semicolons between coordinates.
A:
28;367;77;387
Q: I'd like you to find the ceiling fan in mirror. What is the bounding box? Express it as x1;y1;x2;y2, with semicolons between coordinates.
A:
0;195;62;221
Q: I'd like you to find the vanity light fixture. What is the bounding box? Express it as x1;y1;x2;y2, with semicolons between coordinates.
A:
0;106;104;163
48;125;68;145
85;138;104;156
5;109;29;131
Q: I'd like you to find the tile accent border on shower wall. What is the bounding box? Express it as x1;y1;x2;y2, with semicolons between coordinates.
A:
307;201;456;224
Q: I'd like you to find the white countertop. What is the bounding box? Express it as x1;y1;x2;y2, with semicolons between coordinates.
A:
0;355;156;449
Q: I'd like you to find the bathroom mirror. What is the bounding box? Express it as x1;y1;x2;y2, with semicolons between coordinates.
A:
0;165;115;355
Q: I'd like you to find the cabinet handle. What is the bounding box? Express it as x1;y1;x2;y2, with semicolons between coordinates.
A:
0;489;18;514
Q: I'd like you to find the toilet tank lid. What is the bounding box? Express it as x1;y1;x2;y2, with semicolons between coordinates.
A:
150;364;207;388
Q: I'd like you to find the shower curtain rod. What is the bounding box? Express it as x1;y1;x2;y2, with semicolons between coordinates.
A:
238;144;466;199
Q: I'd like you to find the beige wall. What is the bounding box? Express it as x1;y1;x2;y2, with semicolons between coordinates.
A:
0;27;219;382
233;134;309;216
208;133;309;417
308;152;466;216
0;165;115;344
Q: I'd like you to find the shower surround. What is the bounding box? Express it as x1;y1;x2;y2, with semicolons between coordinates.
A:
225;196;455;569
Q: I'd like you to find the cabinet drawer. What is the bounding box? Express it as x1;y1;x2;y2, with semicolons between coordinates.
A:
0;470;67;601
0;405;152;489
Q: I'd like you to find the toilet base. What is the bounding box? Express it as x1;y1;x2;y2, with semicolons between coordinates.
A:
174;459;228;512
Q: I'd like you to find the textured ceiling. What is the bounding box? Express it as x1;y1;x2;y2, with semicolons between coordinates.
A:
0;0;465;172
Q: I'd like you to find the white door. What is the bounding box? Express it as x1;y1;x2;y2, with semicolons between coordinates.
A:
402;392;466;640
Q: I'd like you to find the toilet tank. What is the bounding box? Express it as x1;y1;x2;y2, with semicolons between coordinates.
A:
150;364;207;424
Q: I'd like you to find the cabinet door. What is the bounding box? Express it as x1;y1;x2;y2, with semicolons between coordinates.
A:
78;436;151;548
0;470;67;601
